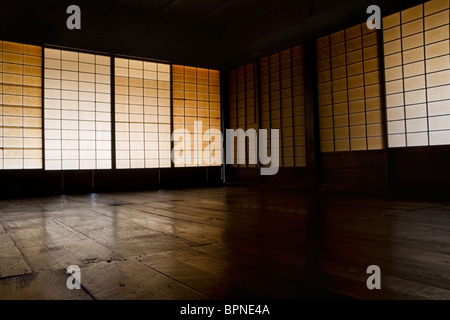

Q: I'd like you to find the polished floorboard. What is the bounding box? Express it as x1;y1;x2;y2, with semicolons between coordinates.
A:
0;186;449;300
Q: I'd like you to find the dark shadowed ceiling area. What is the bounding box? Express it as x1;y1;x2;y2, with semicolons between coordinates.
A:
0;0;422;68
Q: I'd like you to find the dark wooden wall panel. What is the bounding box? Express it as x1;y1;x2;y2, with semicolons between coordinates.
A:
260;168;307;188
62;171;92;193
226;168;260;184
320;150;387;193
227;167;308;188
0;170;46;197
0;167;224;197
389;146;450;196
171;167;223;188
113;169;160;192
92;170;115;193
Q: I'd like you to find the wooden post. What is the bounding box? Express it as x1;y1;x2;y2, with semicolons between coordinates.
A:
303;38;320;190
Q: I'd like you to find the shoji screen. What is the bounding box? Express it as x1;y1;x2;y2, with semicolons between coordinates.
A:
115;58;171;169
228;46;306;169
172;65;221;167
259;45;306;167
383;0;450;147
281;46;306;167
228;68;238;168
228;63;258;168
316;23;384;152
0;41;42;169
44;48;111;170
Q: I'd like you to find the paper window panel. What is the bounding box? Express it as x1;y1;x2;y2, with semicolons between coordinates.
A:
233;63;257;168
227;46;306;168
44;48;111;170
383;0;450;147
114;58;171;169
260;58;271;128
316;23;384;153
173;65;221;168
264;46;305;167
0;41;42;169
236;66;246;168
269;53;285;166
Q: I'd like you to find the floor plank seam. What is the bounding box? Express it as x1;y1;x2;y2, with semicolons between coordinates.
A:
403;204;449;212
123;205;228;229
62;267;97;300
50;216;126;264
134;259;214;300
0;221;33;277
84;208;210;246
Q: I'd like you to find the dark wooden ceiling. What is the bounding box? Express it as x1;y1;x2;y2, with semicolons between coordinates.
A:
0;0;298;66
0;0;423;68
15;0;292;36
110;0;284;27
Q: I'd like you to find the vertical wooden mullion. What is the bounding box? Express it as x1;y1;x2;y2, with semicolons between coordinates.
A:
0;43;3;170
421;6;430;146
328;36;336;152
253;62;257;125
143;60;148;169
268;58;272;169
234;69;238;167
41;45;46;171
278;53;284;168
181;66;185;167
304;38;321;190
170;64;174;169
128;59;132;169
399;13;408;147
21;44;24;169
194;67;198;167
360;25;368;151
243;65;248;167
378;28;389;150
378;20;391;193
207;69;211;168
256;59;262;171
59;50;63;174
290;48;296;166
220;69;228;181
343;31;352;151
111;56;116;171
90;52;94;172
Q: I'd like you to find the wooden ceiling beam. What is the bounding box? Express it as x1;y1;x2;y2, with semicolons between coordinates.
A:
159;0;183;14
200;0;239;22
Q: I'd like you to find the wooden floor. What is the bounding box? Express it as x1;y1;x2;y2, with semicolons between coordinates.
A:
0;185;449;300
